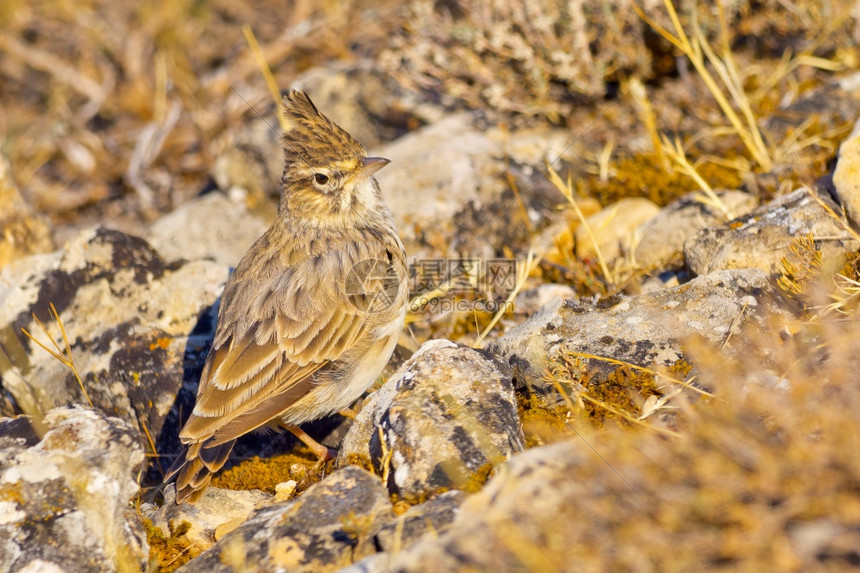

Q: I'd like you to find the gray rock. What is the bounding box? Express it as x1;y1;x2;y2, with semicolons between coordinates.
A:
833;117;860;229
513;283;577;316
0;227;228;456
179;466;392;573
338;340;524;500
635;190;757;270
145;485;273;551
684;188;858;276
373;114;507;259
0;406;147;572
375;491;464;553
145;192;271;266
490;268;790;391
211;117;283;208
356;441;591;572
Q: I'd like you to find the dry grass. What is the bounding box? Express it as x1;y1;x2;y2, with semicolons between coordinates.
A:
525;301;860;570
0;0;402;234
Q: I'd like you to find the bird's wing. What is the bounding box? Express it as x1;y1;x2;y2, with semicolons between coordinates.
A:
179;235;406;445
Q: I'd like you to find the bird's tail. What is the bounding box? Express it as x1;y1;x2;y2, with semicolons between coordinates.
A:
163;439;236;504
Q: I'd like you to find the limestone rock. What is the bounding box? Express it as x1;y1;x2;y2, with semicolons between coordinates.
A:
372;114;507;258
145;192;271;266
375;491;464;553
0;407;147;572
179;466;392;573
634;190;757;270
513;283;577;316
0;227;228;454
833;117;860;229
684;188;858;276
144;486;273;551
338;340;524;500
490;268;792;392
349;441;591;572
575;197;660;262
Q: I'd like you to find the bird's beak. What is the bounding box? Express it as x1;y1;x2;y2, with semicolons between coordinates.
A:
361;156;390;178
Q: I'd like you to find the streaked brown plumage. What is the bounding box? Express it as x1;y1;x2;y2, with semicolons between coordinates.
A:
165;91;408;504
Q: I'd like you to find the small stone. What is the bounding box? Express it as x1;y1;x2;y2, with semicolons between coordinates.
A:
684;187;859;276
180;466;393;573
514;283;577;316
634;190;757;270
0;407;147;571
150;486;273;550
338;340;524;500
575;197;660;262
274;480;298;502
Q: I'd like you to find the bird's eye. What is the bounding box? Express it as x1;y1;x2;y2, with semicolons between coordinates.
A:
313;173;329;185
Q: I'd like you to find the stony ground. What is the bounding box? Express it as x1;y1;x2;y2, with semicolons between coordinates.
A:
1;2;860;572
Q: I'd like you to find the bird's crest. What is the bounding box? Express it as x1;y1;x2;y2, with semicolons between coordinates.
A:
280;91;365;168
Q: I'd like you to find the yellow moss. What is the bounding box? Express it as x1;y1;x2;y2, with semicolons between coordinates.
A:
341;453;376;474
517;391;569;448
460;462;496;494
543;350;695;431
587;151;744;208
582;365;662;429
143;518;200;573
210;451;326;496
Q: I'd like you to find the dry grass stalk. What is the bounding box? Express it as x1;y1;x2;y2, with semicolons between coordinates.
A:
476;249;541;345
544;163;613;285
659;134;733;219
20;302;92;408
635;1;773;172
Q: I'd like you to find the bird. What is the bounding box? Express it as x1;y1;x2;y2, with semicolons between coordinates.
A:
164;90;408;504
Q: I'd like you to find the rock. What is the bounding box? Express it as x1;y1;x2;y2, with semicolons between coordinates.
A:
575;197;660;262
684;187;859;276
144;486;273;551
350;441;591;572
0;155;53;267
375;491;464;553
0;407;147;572
145;192;271;266
373;114;506;259
211;116;283;211
639;270;690;293
338;340;524;500
513;283;577;316
833;118;860;229
343;491;465;573
634;190;757;270
490;268;791;391
0;227;228;455
180;466;392;573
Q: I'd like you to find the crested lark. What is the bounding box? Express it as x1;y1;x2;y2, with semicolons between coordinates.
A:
165;91;408;504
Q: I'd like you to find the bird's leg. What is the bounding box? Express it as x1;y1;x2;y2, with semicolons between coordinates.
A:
283;424;335;463
338;408;358;420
